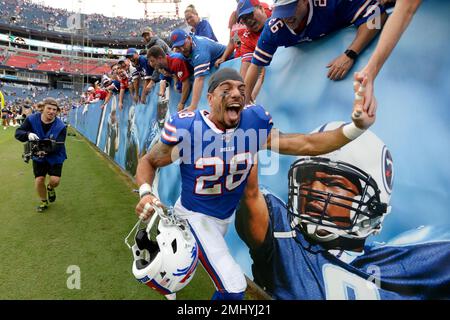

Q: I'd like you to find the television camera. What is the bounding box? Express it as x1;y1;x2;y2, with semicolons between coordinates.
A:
22;139;64;163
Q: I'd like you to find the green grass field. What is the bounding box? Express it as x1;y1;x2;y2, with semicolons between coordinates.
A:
0;125;220;300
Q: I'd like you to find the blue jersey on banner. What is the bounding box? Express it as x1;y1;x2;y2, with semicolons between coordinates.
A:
188;36;227;78
249;192;450;299
160;105;273;219
253;0;385;66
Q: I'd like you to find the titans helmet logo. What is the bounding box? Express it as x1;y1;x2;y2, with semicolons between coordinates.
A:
382;146;394;195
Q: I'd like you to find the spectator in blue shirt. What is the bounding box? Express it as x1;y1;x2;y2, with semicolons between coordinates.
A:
170;29;232;111
244;0;388;104
126;48;156;104
184;4;218;42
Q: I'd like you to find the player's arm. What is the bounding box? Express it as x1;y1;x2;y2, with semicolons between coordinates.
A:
252;67;266;101
118;88;125;110
179;78;191;110
141;79;155;104
356;0;421;114
158;79;167;97
244;20;279;103
244;63;263;105
130;67;139;102
189;52;214;111
240;36;266;100
364;0;421;79
133;77;140;104
215;39;235;68
266;128;349;156
240;61;250;78
242;61;265;101
135;141;179;219
236;162;269;250
127;76;135;97
188;76;204;111
265;78;375;155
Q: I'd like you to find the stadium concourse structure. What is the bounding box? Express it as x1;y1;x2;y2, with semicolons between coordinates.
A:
0;0;185;99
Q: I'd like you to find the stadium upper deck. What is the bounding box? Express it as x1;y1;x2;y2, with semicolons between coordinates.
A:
0;0;185;42
0;0;185;77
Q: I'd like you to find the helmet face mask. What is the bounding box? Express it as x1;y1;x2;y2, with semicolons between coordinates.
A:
288;157;387;241
287;122;394;243
128;208;199;296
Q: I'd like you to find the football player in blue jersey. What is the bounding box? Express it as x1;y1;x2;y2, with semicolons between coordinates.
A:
170;29;232;111
245;0;388;104
134;68;376;300
236;122;450;299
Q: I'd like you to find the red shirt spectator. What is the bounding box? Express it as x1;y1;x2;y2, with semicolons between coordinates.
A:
86;87;96;102
118;69;129;90
95;88;108;100
228;10;247;58
166;53;192;82
239;2;272;63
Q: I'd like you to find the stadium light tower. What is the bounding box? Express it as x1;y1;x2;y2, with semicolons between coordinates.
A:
137;0;182;19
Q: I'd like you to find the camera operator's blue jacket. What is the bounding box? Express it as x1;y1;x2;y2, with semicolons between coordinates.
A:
28;113;67;165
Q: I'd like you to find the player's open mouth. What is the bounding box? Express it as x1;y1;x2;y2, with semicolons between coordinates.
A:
226;104;242;122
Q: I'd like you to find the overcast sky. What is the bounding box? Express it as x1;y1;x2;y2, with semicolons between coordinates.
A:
32;0;274;44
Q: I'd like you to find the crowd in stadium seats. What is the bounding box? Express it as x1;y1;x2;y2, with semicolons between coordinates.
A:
87;14;185;39
0;0;185;39
0;47;112;75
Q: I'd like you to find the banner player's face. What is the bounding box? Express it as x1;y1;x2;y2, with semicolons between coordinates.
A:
300;171;359;231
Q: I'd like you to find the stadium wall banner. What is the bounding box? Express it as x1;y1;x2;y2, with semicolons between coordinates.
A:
68;1;450;295
0;33;126;55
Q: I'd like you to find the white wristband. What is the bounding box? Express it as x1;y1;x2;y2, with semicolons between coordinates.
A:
139;183;153;198
342;122;365;140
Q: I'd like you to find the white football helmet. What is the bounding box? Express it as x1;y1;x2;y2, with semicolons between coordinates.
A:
288;122;394;242
125;205;199;296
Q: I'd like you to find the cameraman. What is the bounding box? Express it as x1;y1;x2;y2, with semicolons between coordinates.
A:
15;97;67;212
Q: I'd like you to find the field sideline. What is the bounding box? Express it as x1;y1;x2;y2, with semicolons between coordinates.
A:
0;125;223;300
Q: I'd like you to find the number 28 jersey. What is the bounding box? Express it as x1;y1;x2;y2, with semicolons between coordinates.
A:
161;105;273;219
